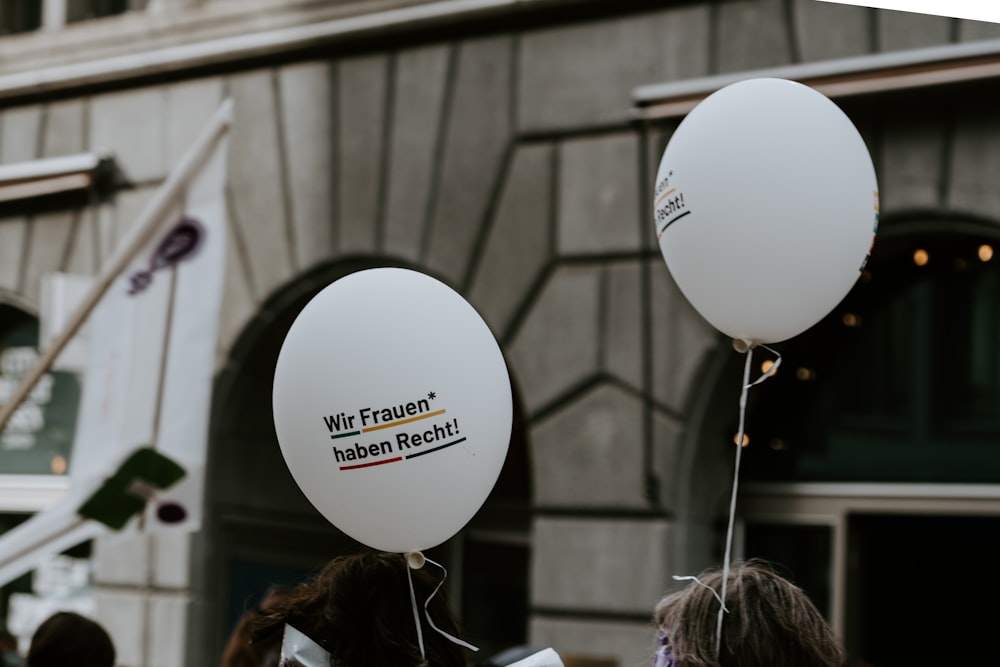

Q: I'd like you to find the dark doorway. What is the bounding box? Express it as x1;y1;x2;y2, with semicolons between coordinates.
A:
846;514;999;666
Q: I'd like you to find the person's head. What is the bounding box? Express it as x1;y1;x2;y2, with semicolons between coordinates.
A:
653;559;844;667
26;611;115;667
222;586;292;667
252;550;468;667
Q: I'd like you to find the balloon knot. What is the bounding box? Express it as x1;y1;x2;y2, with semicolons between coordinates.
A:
406;552;426;569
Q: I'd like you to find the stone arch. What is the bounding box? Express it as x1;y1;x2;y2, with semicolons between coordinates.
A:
192;255;533;663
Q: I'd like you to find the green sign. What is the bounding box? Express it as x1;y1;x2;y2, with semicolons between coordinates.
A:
0;305;80;476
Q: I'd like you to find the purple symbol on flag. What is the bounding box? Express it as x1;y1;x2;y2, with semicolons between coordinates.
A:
129;216;205;295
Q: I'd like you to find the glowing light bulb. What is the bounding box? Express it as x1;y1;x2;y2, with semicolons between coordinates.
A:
913;249;929;266
796;367;816;381
842;312;861;328
979;244;993;262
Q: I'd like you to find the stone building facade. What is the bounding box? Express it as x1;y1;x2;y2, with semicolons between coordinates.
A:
2;1;1000;665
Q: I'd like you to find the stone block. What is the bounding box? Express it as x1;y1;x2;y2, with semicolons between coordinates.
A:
1;106;42;163
41;98;86;157
278;61;335;270
468;143;552;337
531;516;671;614
879;113;948;212
649;260;717;412
90;87;167;184
227;68;294;301
164;77;226;173
558;133;641;255
22;210;75;304
95;588;146;667
531;383;646;509
337;54;388;254
147;593;190;667
507;265;601;413
529;617;656;667
382;44;450;263
792;0;873;61
152;530;191;588
947;110;1000;219
602;261;643;390
65;209;99;276
651;407;685;515
93;532;149;586
715;0;793;73
425;35;513;285
876;8;952;51
216;212;258;360
958;19;1000;41
0;219;27;293
518;7;710;133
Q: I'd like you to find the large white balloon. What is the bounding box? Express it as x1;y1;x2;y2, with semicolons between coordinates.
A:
654;78;878;345
272;268;512;553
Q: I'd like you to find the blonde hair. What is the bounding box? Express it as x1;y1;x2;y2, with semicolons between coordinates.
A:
654;560;844;667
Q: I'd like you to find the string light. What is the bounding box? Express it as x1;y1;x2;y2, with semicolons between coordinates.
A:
760;359;777;377
733;433;749;447
979;244;993;262
796;367;816;381
913;249;929;266
842;312;861;327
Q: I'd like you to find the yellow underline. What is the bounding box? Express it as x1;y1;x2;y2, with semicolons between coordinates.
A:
362;408;446;433
655;188;676;205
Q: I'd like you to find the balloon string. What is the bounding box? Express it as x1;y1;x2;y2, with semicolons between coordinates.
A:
405;553;479;656
423;557;479;652
672;575;729;612
406;562;426;660
715;342;781;659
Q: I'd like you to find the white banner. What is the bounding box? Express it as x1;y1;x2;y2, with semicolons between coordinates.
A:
0;99;232;586
817;0;1000;24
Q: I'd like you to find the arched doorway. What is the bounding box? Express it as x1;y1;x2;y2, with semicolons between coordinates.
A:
691;218;1000;666
191;258;532;664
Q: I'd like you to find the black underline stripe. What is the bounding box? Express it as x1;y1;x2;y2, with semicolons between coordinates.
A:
404;437;467;460
658;209;691;234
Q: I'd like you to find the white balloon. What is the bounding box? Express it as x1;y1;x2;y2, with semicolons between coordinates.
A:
654;78;879;345
272;268;512;553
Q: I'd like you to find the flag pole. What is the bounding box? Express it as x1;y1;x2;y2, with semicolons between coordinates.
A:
0;98;233;435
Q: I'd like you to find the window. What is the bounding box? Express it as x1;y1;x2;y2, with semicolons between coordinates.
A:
0;1;41;35
0;0;147;35
740;224;1000;484
66;0;143;24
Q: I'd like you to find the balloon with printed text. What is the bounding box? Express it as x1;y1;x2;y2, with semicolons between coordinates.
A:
272;268;512;553
653;77;879;345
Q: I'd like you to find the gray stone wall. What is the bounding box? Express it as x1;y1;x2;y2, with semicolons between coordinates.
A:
3;1;1000;665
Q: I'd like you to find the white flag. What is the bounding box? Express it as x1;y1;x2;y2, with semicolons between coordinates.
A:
0;99;232;586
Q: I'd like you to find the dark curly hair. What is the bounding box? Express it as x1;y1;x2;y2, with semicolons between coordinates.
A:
27;611;115;667
250;551;469;667
654;559;845;667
